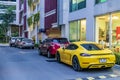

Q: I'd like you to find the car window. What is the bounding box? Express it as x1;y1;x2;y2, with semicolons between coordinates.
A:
23;39;33;42
81;44;101;51
11;38;16;42
66;44;78;50
59;38;68;44
52;38;68;44
52;39;59;43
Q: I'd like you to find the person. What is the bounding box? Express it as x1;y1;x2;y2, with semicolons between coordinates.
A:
99;39;105;49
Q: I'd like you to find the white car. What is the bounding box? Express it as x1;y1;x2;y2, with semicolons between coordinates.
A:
18;38;34;49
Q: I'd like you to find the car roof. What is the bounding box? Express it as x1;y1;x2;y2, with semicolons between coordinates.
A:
72;41;97;45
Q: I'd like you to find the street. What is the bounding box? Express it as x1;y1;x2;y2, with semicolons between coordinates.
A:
0;45;120;80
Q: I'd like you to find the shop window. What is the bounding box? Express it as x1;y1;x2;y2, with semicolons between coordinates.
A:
69;19;86;42
80;20;86;41
96;12;120;49
95;0;107;4
69;21;78;42
70;0;86;12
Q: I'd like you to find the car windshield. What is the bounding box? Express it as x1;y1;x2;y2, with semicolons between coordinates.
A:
52;38;68;44
81;44;101;51
23;39;33;43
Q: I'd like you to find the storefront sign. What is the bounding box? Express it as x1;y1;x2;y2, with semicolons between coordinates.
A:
116;26;120;40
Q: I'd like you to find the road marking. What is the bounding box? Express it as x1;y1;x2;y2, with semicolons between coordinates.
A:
98;76;106;79
109;74;118;77
87;77;95;80
68;74;120;80
76;78;83;80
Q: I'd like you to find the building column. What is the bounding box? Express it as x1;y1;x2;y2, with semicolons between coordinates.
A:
109;13;112;49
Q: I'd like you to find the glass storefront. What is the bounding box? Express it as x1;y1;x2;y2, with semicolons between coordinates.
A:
69;19;86;42
96;12;120;48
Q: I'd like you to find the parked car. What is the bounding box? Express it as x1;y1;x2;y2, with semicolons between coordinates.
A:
9;37;18;47
17;38;34;49
38;38;69;58
14;37;24;47
56;41;116;71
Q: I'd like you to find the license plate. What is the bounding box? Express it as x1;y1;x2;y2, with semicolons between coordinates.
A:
100;58;106;63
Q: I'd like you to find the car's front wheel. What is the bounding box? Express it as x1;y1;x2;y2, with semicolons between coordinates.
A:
56;52;61;63
72;56;82;71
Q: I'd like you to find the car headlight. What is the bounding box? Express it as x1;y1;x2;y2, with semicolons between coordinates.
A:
80;53;91;56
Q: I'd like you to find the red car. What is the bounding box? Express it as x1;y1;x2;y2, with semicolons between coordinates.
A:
38;38;69;58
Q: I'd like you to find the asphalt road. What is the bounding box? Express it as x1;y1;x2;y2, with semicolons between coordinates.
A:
0;45;120;80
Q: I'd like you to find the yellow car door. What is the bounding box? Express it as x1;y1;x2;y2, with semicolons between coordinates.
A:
63;44;78;65
63;49;72;64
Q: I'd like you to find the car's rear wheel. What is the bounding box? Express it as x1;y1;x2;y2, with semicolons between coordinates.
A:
72;56;82;71
47;51;51;58
56;52;61;63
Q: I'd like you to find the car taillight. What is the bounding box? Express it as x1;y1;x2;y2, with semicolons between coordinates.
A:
80;53;91;56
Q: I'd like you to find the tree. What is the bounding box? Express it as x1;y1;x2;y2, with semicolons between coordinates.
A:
0;5;15;42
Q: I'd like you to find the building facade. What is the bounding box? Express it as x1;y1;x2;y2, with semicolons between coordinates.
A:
18;0;28;38
44;0;61;38
27;0;40;43
17;0;120;48
58;0;120;48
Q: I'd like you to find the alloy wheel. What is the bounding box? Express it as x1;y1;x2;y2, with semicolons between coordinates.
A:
72;56;82;71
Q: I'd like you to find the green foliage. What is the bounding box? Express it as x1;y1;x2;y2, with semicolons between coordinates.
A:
34;12;40;24
114;52;120;65
28;0;33;7
34;43;39;48
27;16;33;26
0;5;15;42
11;32;19;37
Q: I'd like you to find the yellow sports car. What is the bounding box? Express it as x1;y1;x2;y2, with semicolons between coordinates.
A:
56;41;116;71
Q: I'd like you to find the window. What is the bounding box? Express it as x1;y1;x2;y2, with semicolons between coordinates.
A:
95;0;107;4
77;0;86;9
81;44;101;51
69;19;86;42
70;0;86;12
69;21;78;41
66;44;78;50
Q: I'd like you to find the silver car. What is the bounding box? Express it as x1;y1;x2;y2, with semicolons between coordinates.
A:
18;38;34;49
9;37;18;47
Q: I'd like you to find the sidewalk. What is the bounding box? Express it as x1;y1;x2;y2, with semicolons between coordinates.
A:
0;43;9;46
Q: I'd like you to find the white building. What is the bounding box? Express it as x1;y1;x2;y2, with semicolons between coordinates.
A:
58;0;120;48
27;0;41;43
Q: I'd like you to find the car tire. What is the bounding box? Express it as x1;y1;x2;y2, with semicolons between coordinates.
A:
56;52;61;63
72;56;82;71
32;47;34;49
38;49;42;55
47;51;51;58
10;44;12;47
